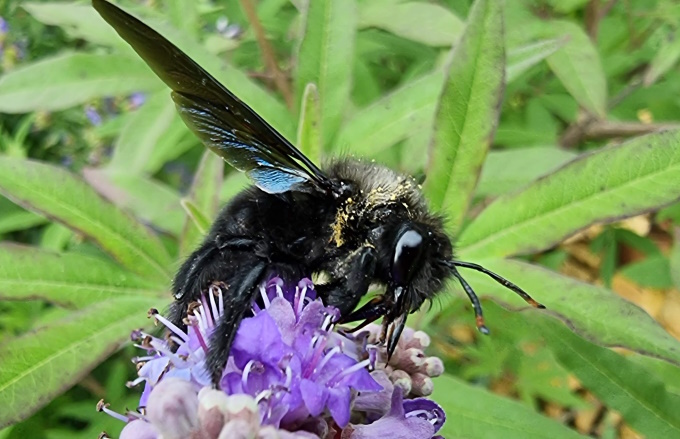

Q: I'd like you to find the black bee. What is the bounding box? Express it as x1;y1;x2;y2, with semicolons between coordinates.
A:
93;0;544;386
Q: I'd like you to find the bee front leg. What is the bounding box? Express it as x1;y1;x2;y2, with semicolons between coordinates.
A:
317;245;377;316
206;261;266;387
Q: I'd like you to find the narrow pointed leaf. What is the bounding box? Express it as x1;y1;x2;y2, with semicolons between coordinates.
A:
336;71;442;156
543;318;680;437
106;91;178;174
297;83;322;164
22;2;130;49
643;31;680;86
180;151;224;256
423;0;505;233
507;37;567;82
296;0;357;146
0;296;159;428
359;1;464;47
442;258;680;366
476;147;577;197
0;244;162;308
0;158;172;282
459;130;680;258
543;20;607;117
0;53;160;113
433;374;587;439
83;169;184;235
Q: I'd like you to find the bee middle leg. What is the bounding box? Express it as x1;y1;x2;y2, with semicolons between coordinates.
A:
317;245;377;316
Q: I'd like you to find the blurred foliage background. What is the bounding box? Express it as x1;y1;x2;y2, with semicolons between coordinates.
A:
1;0;680;438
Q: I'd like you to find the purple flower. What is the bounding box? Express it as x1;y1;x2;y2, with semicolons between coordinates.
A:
128;92;146;110
85;105;103;126
98;278;447;438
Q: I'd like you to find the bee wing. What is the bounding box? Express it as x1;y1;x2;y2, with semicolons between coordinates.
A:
93;0;332;194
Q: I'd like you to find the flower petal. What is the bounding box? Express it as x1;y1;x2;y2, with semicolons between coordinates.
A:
146;378;199;439
327;386;352;428
299;378;328;416
120;419;159;439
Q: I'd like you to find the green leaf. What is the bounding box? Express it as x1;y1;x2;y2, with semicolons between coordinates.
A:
106;91;179;174
619;254;673;289
433;374;587;439
543;20;607;117
296;83;322;164
644;31;680;86
0;296;158;428
359;1;464;47
180;151;224;256
459;130;680;258
476;147;578;197
507;38;567;82
0;53;161;113
0;158;172;282
0;244;162;308
296;0;357;146
22;2;130;49
542;317;680;437
0;199;48;234
163;0;199;37
83;169;184;236
336;71;442;157
672;227;680;290
423;0;505;233
444;258;680;366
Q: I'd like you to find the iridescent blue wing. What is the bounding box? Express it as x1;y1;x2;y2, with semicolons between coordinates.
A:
93;0;332;194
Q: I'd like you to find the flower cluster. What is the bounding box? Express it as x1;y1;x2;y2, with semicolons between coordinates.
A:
98;278;446;438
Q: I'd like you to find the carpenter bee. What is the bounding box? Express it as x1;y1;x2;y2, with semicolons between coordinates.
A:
93;0;544;386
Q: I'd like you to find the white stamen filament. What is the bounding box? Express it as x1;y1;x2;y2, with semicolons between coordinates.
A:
152;314;189;343
208;285;220;321
284;364;293;389
242;359;256;389
100;405;129;423
149;339;188;367
296;285;307;316
329;358;371;386
193;306;208;335
275;284;284;298
321;314;333;331
314;346;340;376
218;287;224;315
260;285;271;308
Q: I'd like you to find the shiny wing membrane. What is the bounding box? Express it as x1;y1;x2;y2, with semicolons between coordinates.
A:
93;0;332;194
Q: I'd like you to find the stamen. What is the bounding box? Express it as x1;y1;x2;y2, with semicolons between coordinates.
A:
126;377;146;388
296;285;308;316
208;285;220;320
328;359;371;387
169;335;185;347
242;359;256;390
149;339;187;366
218;286;224;316
96;400;129;423
275;284;284;298
151;313;189;343
321;314;333;332
193;324;209;354
200;295;213;328
255;389;273;404
313;346;340;377
193;307;208;335
260;285;271;308
303;336;327;378
284;364;293;389
131;355;155;363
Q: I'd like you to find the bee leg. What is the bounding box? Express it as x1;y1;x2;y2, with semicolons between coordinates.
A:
206;260;266;388
169;236;257;328
317;246;377;316
338;296;389;332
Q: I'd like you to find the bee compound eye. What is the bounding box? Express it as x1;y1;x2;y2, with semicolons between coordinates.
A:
392;229;424;285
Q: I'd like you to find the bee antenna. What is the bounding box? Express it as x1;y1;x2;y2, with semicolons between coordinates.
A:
450;261;545;309
449;265;490;335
